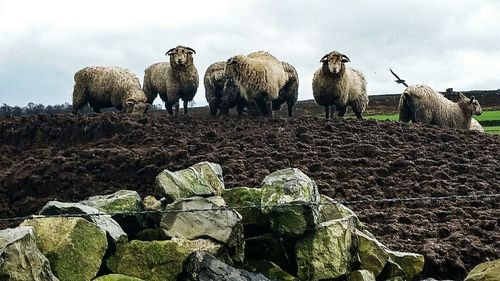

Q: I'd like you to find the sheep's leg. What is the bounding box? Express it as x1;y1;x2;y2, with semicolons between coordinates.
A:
265;100;273;117
72;85;86;114
248;101;259;117
288;102;293;118
337;106;347;118
355;111;363;119
236;103;244;116
175;102;180;116
165;101;174;115
183;100;188;115
324;106;330;119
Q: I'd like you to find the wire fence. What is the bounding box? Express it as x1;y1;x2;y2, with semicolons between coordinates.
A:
1;193;498;223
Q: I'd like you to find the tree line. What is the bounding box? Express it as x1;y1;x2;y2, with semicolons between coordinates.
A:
0;103;166;117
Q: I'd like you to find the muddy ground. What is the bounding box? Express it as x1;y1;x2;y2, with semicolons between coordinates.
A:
0;112;498;280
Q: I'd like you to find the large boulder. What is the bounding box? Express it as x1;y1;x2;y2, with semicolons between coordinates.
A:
155;162;224;203
39;201;127;249
260;168;320;237
107;238;226;281
355;229;389;277
385;249;424;281
180;251;270;281
161;196;244;263
464;259;500;281
295;218;355;281
21;217;108;281
318;194;362;228
0;226;58;281
93;274;145;281
347;270;376;281
80;190;154;238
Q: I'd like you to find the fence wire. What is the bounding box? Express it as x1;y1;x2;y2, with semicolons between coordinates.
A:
0;193;498;223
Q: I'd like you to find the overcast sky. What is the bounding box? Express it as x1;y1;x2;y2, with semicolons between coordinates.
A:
1;0;499;107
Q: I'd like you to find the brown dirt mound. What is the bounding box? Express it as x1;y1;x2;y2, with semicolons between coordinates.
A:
1;113;499;280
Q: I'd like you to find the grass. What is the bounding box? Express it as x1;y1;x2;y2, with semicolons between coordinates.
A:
366;110;500;135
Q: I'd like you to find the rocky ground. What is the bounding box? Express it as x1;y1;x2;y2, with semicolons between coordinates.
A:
0;112;499;280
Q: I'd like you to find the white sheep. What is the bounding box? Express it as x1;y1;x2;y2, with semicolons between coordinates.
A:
399;85;483;130
143;46;199;115
312;51;368;119
225;51;287;116
272;61;299;117
72;66;148;115
469;118;484;133
204;61;246;116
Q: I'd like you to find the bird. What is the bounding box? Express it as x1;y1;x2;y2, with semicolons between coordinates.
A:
390;68;409;87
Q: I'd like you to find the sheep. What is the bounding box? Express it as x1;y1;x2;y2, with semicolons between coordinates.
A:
225;51;287;116
72;66;148;115
470;118;484;133
143;45;199;115
272;61;299;117
312;51;368;119
398;84;483;130
203;61;247;116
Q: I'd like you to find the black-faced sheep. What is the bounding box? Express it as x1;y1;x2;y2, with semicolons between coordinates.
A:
399;85;483;130
72;66;148;115
203;61;247;116
225;51;287;117
143;46;199;115
312;51;368;119
272;61;299;117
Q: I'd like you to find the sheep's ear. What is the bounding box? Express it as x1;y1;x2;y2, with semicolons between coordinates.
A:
341;54;351;63
227;57;236;64
470;96;475;103
320;54;329;63
458;92;466;99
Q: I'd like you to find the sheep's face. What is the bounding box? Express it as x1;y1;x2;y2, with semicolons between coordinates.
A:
320;52;350;75
459;94;482;116
124;95;148;115
225;56;243;78
166;46;195;67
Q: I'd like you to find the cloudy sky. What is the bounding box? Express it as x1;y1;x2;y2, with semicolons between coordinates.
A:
1;0;499;107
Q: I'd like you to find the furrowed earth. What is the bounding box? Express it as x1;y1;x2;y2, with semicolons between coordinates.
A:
0;112;498;280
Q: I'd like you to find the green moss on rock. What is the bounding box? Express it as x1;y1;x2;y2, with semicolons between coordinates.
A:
21;217;107;281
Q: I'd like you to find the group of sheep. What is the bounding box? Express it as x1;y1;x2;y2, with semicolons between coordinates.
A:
71;46;484;132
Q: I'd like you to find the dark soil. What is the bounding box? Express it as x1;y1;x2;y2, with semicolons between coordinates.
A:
1;112;499;280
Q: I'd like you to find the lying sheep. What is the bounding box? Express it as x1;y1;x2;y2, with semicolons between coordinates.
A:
470;118;484;133
272;61;299;117
72;66;148;115
225;51;287;116
143;46;199;115
312;51;368;119
399;85;482;130
204;61;247;116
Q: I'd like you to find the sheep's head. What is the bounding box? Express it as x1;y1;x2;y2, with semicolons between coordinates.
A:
320;51;350;75
225;55;245;78
166;46;196;67
458;93;482;116
124;90;149;115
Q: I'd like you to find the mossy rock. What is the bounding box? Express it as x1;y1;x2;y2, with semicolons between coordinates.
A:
347;269;376;281
107;238;225;281
93;274;145;281
245;260;297;281
222;187;267;226
464;259;500;281
81;190;142;214
296;218;355;281
21;217;108;281
386;249;424;281
355;229;389;277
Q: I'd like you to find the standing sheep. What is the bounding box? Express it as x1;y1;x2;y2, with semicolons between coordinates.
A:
312;51;368;119
143;45;199;115
399;85;482;130
272;61;299;117
72;66;148;115
204;61;247;116
225;51;287;117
